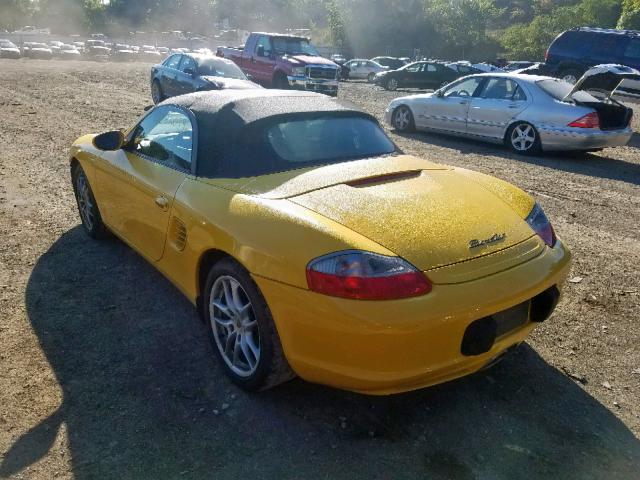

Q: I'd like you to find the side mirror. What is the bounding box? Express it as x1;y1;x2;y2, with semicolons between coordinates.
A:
256;45;265;57
184;67;196;77
435;89;444;98
92;130;124;151
245;73;254;81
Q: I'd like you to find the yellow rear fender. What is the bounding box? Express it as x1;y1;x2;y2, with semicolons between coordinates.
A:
161;178;397;304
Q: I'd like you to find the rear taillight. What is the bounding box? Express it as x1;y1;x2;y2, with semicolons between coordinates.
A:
544;49;549;62
568;112;600;129
306;251;432;300
526;203;556;247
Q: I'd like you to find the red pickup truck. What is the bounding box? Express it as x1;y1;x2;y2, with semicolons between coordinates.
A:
217;32;340;96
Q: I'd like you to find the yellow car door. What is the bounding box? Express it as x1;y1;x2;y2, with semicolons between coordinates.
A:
96;105;195;261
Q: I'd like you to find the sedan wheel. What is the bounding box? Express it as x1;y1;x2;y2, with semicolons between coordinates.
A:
210;275;261;377
392;105;415;132
386;78;398;91
507;122;540;154
204;259;295;391
560;70;580;85
151;80;164;104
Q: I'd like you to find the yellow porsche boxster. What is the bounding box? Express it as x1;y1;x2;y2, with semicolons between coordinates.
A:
69;90;571;394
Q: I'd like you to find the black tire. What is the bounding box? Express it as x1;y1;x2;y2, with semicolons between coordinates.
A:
272;72;289;90
204;258;295;391
392;105;415;132
151;79;164;104
558;69;581;85
385;77;399;91
505;121;541;155
71;163;108;239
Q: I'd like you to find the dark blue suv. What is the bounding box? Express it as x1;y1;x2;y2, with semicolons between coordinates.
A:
545;27;640;83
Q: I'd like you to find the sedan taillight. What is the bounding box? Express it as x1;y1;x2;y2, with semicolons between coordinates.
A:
568;112;600;129
306;251;431;300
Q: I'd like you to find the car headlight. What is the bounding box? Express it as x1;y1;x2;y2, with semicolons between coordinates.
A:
292;67;306;77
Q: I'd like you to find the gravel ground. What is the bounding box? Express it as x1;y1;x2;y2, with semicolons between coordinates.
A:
0;60;639;480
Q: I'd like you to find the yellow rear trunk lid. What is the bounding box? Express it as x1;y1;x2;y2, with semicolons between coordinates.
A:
290;169;538;273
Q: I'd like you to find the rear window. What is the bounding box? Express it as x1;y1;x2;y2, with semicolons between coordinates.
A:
537;79;599;102
198;59;246;79
537;79;573;100
550;31;593;57
211;115;397;178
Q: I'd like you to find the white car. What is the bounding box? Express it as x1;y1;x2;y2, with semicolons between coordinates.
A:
470;63;504;73
343;59;387;82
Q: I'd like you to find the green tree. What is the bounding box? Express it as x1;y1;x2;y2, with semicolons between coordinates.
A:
618;0;640;28
0;0;36;31
426;0;501;60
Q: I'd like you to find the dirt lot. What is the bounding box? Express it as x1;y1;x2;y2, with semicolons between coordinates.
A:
1;60;639;479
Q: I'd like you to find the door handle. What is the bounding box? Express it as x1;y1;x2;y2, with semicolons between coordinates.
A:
459;100;468;104
155;196;169;209
508;105;520;109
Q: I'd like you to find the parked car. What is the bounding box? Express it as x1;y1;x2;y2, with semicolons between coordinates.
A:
112;44;136;62
58;44;82;59
139;45;162;62
385;66;636;154
69;88;570;393
49;40;64;55
329;54;350;80
470;62;504;73
217;32;340;96
342;59;387;82
545;27;640;84
504;61;537;72
0;39;21;59
371;56;406;70
150;53;260;103
23;42;53;60
374;61;460;91
84;39;110;61
446;61;484;75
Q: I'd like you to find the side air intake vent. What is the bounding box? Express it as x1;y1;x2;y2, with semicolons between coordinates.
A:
169;217;187;252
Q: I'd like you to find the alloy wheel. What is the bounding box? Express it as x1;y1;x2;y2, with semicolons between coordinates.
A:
75;170;95;230
394;107;411;131
510;124;536;152
209;276;261;377
387;78;398;91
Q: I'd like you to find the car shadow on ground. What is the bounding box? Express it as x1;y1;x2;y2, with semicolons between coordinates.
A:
394;131;640;186
2;226;640;479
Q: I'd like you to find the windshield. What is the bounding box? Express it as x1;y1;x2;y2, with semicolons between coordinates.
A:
272;37;319;56
197;59;246;79
210;115;397;178
0;41;16;48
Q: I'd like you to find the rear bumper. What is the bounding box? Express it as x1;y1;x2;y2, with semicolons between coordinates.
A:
539;125;633;151
287;75;339;94
254;240;571;395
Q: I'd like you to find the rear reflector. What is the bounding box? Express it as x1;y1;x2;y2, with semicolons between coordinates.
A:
568;112;600;129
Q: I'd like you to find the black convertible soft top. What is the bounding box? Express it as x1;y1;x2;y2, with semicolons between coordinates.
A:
163;90;377;178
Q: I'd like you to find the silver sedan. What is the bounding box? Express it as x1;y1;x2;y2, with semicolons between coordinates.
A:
385;70;635;154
